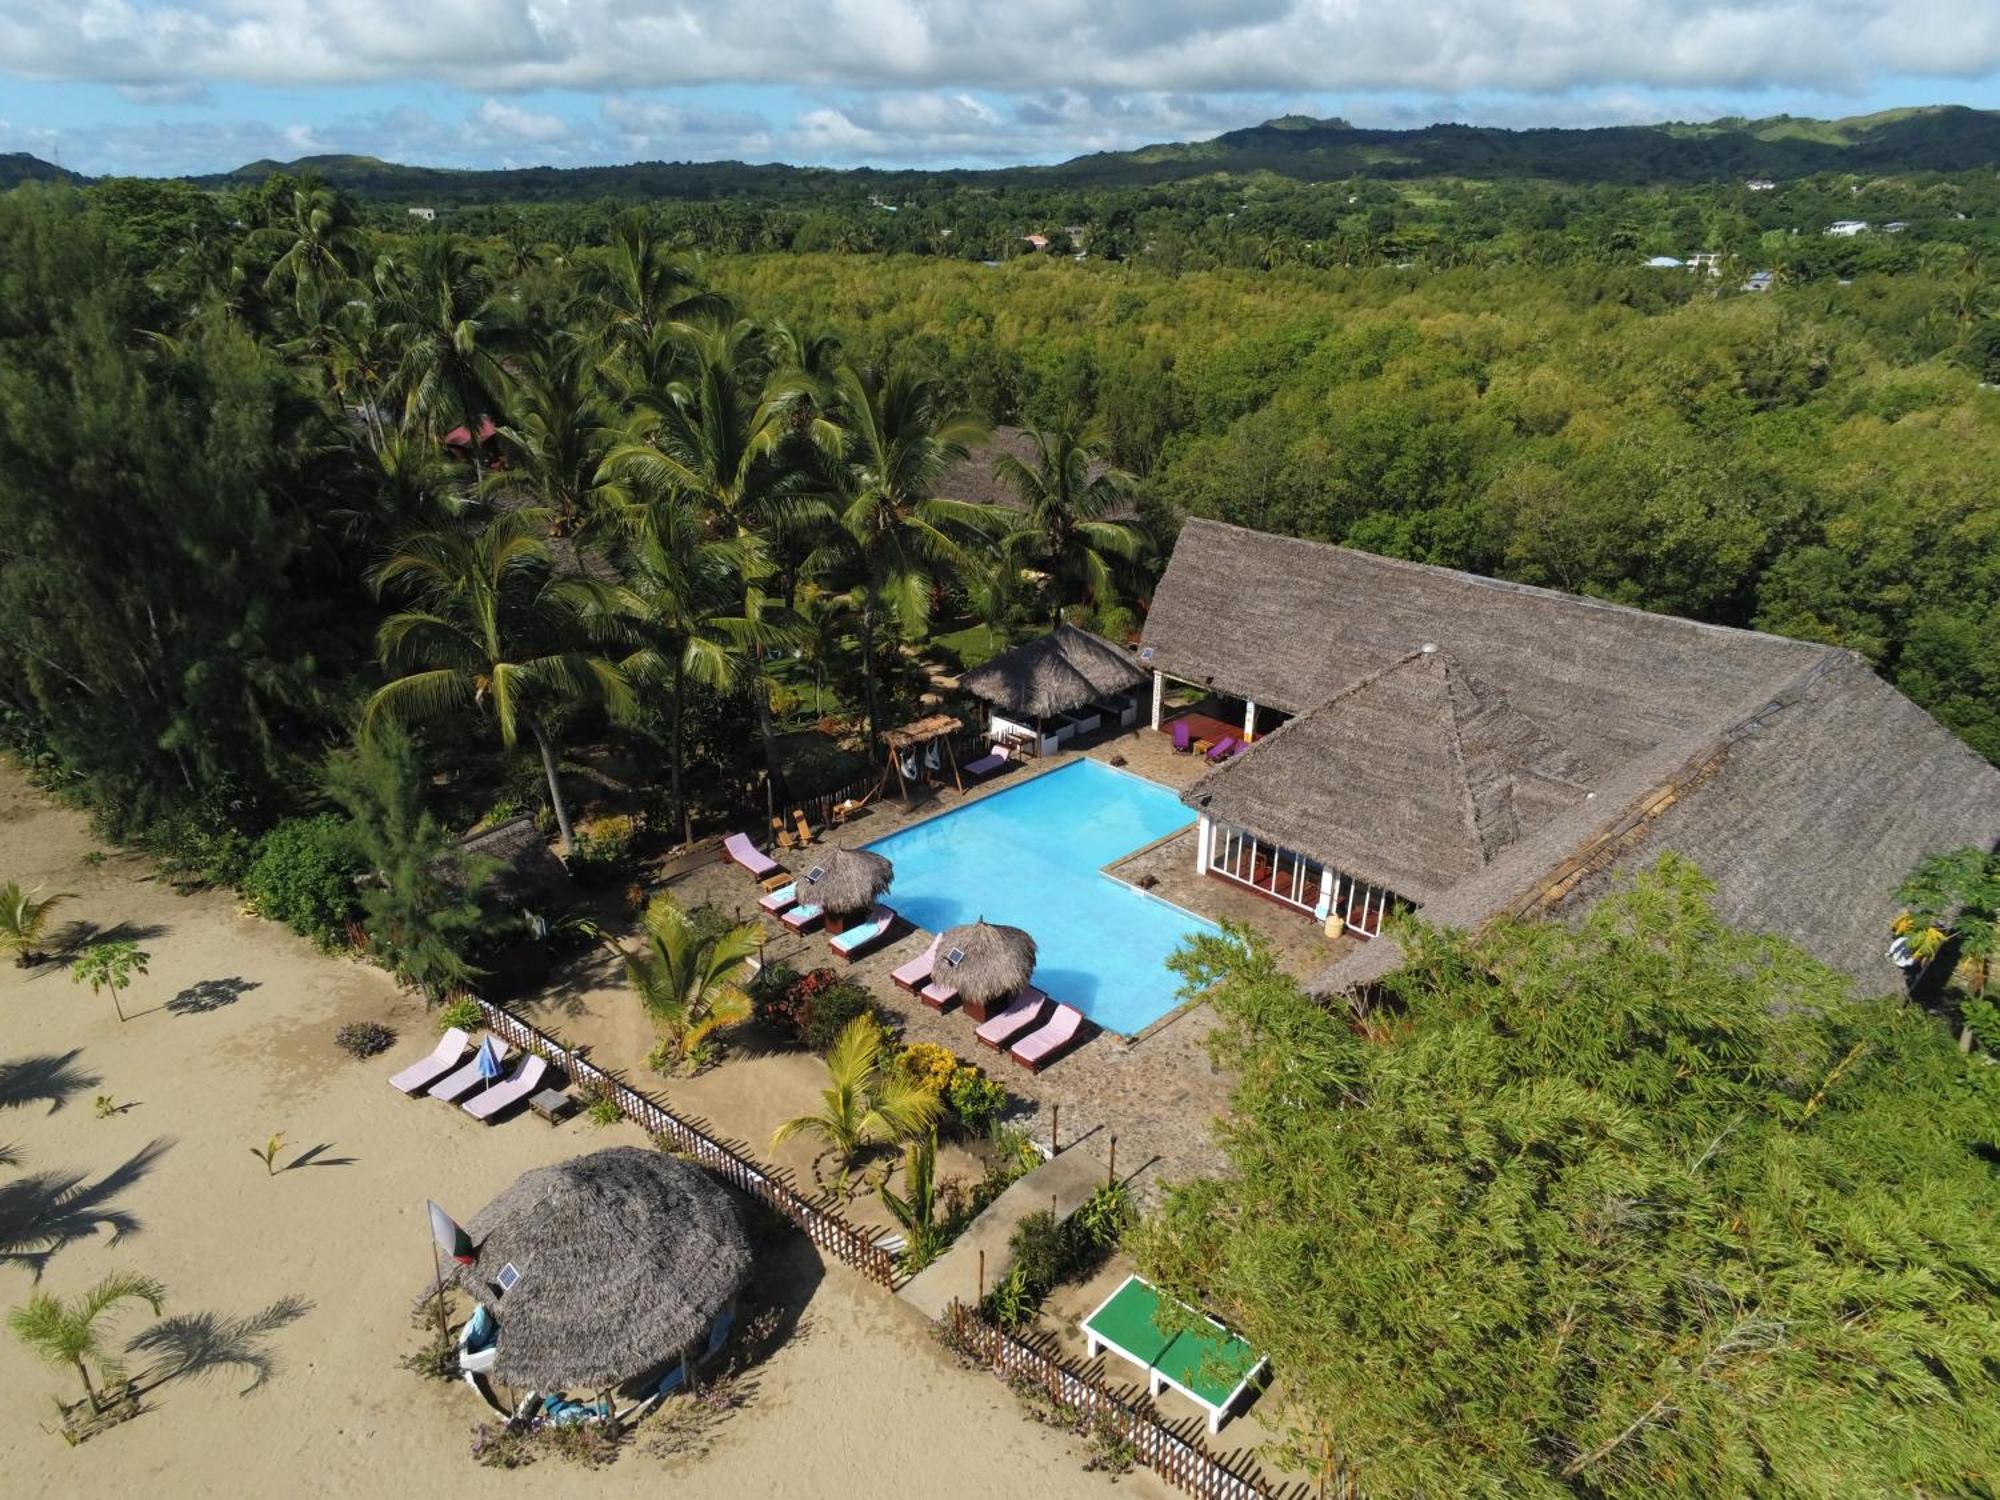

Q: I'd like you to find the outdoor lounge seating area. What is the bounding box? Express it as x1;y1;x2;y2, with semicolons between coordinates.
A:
388;1033;561;1125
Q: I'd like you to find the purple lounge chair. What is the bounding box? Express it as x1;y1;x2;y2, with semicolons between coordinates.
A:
962;744;1013;779
919;977;958;1011
1010;1004;1085;1073
1205;736;1238;763
891;934;941;993
829;905;896;961
723;831;781;880
428;1039;512;1102
462;1054;549;1124
781;902;824;934
976;986;1049;1050
1171;720;1192;753
758;881;799;915
388;1027;470;1094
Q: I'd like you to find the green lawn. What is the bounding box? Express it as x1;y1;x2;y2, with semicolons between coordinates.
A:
933;622;1012;670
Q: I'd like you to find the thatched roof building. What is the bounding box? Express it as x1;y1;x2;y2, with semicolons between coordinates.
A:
959;624;1149;722
423;1147;749;1392
806;846;893;916
456;816;568;907
1142;519;2000;988
935;920;1038;1008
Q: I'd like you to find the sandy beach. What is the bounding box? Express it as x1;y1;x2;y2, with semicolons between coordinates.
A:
0;765;1165;1500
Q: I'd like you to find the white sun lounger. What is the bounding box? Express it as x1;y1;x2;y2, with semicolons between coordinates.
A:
463;1054;549;1124
1009;1004;1084;1072
976;986;1048;1050
723;831;781;880
780;902;824;933
428;1039;512;1102
891;934;941;992
829;905;895;960
758;882;798;915
388;1027;470;1094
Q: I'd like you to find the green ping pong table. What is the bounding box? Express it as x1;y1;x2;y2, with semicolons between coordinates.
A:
1080;1274;1265;1434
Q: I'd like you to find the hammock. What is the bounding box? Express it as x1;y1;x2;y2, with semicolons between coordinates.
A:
923;742;942;774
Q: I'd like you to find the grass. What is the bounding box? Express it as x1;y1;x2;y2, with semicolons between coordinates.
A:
932;623;1011;671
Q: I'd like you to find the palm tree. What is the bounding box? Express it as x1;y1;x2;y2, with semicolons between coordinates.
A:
601;321;819;809
606;489;754;841
881;1132;947;1268
365;508;635;851
625;896;760;1070
771;1014;940;1170
822;363;995;741
992;417;1143;625
489;331;610;535
588;212;724;353
9;1273;167;1412
261;181;362;319
0;883;74;967
381;237;505;478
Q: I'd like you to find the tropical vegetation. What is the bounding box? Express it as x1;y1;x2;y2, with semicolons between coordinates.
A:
8;1273;167;1413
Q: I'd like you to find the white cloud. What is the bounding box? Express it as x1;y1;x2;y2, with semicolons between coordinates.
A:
475;96;568;142
2;1;1996;96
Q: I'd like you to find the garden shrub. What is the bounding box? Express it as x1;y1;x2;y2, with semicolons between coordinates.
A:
897;1042;958;1096
334;1021;395;1058
243;814;363;947
756;966;878;1053
945;1067;1009;1134
141;806;257;890
567;814;638;885
435;996;483;1034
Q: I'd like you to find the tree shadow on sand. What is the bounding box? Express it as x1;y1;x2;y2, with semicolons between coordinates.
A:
128;1295;314;1397
0;1137;175;1277
0;1050;102;1114
48;919;171;962
163;977;261;1017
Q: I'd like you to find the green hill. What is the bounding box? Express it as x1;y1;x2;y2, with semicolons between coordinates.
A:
0;153;83;190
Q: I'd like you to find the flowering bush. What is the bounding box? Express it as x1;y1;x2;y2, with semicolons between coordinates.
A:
755;966;876;1053
568;814;638;885
897;1042;959;1096
945;1067;1009;1134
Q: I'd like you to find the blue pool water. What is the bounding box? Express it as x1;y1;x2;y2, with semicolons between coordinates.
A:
864;759;1216;1035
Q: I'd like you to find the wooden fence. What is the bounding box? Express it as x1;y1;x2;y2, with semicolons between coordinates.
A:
471;998;899;1289
941;1302;1282;1500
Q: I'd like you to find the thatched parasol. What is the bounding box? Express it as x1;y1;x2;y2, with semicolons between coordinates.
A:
419;1147;750;1391
934;920;1038;1011
804;846;893;917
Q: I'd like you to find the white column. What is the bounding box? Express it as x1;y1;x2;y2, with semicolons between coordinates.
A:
1244;700;1258;741
1196;815;1212;874
1150;670;1164;730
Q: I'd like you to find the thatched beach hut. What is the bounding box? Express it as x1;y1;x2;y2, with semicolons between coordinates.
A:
959;624;1148;754
933;919;1038;1021
423;1147;749;1395
803;846;893;929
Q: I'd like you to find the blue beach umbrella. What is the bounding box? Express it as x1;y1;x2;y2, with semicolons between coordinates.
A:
474;1037;504;1094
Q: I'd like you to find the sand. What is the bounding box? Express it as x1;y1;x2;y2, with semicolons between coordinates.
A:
0;765;1164;1500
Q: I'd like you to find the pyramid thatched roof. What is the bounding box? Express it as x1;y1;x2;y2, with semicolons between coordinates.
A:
934;920;1038;1007
805;846;893;916
455;816;567;907
1141;519;2000;988
959;624;1148;721
422;1147;749;1391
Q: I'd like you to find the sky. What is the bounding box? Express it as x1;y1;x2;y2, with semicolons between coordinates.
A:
2;2;1999;178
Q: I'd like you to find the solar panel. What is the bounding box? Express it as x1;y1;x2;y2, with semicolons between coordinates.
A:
1138;646;1155;662
945;947;965;967
805;865;827;884
496;1262;522;1294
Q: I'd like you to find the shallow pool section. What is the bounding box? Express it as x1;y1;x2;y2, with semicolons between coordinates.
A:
864;759;1215;1035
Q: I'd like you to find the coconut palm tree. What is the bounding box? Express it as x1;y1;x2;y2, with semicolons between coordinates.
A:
821;363;995;742
8;1273;167;1412
625;896;760;1070
261;181;362;319
992;417;1143;625
0;883;74;967
488;330;611;535
380;237;506;477
771;1014;940;1170
365;508;635;851
588;211;725;354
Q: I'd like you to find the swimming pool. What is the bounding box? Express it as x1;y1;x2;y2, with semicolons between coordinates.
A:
864;759;1216;1035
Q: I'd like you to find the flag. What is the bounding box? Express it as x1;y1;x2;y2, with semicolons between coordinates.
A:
427;1200;475;1264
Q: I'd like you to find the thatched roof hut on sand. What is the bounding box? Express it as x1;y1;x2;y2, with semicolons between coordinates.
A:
933;919;1038;1019
422;1147;750;1396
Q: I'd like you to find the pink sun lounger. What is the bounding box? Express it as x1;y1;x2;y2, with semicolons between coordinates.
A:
758;882;799;915
388;1027;470;1094
428;1039;512;1102
892;934;942;992
462;1054;549;1124
723;831;781;880
919;976;957;1011
781;902;824;934
976;986;1049;1050
1009;1004;1085;1072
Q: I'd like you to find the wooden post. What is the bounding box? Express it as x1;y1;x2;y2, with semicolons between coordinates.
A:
1050;1103;1058;1155
945;732;964;793
427;1238;449;1346
1108;1135;1117;1186
978;1249;986;1304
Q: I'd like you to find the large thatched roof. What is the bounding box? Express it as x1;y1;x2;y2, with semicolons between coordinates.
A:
959;624;1149;721
423;1147;750;1391
1184;646;1590;903
805;846;893;916
456;816;568;907
934;920;1038;1007
1143;520;2000;989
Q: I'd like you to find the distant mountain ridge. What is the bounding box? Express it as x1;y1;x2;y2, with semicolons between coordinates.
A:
8;105;1998;203
0;153;84;190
